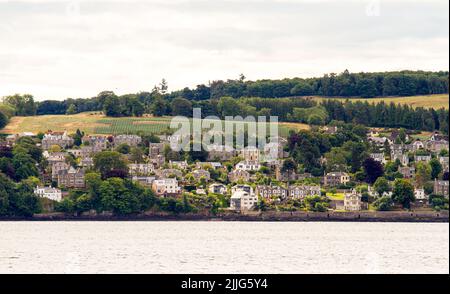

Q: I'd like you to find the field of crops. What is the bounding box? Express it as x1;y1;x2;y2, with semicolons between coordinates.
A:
1;112;310;137
312;94;449;109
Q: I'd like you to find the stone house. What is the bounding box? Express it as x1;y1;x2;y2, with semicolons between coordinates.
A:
439;156;449;172
241;146;260;162
82;135;109;151
169;160;189;170
324;172;350;187
228;169;250;183
80;157;94;168
426;140;449;153
128;163;155;176
154;169;183;180
255;185;288;201
207;145;236;161
191;169;211;182
41;131;74;150
57;167;85;189
398;166;416;179
434;179;449;198
46;152;67;165
51;162;70;181
288;185;321;200
414;155;432;163
114;135;142;147
149;143;166;158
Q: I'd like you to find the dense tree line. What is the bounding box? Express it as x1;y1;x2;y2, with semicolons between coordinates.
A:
1;71;448;133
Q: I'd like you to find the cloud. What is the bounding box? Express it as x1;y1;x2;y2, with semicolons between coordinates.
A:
0;0;448;100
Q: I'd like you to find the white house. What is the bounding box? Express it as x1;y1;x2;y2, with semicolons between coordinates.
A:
344;189;363;211
414;188;427;201
235;161;261;172
209;183;228;195
128;163;155;176
169;160;189;170
34;186;63;202
230;190;258;211
370;153;387;165
152;178;181;196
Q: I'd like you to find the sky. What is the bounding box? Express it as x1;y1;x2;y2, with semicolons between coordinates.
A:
0;0;448;100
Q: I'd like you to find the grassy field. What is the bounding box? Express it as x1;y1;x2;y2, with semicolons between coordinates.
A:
312;94;449;109
1;112;310;137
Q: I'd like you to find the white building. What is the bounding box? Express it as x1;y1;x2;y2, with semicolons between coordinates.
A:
152;178;181;196
235;161;261;172
230;190;258;211
128;163;155;176
414;188;427;201
370;153;387;165
34;186;63;202
209;183;228;195
169;160;189;170
344;189;363;211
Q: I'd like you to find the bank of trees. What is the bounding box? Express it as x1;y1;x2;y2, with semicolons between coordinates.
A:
1;71;448;133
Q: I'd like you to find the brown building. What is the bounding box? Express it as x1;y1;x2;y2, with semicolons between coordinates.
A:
434;179;449;198
228;169;250;183
324;172;350;187
57;167;85;189
398;166;415;179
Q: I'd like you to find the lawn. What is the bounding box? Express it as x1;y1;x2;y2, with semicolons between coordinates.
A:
312;94;449;109
326;192;345;201
1;112;310;137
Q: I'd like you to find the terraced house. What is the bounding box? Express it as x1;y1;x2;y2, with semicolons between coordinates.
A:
57;167;85;189
41;131;74;150
113;134;142;147
128;163;155;176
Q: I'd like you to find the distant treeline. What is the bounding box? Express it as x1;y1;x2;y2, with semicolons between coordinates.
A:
0;70;448;133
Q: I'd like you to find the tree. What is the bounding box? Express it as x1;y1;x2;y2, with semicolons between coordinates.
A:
363;158;384;184
93;151;129;179
98;178;156;215
373;196;393;211
72;129;84;146
12;152;39;181
103;94;123;117
373;177;390;196
150;96;169;117
66;104;77;115
0;110;9;129
116;143;131;154
281;159;297;182
415;162;431;187
430;158;443;180
392;179;415;209
3;94;36;116
171;97;193;117
290;82;314;96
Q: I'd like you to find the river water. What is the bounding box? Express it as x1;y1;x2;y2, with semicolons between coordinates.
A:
0;221;448;274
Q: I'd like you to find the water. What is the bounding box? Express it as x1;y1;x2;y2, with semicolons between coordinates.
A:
0;221;448;274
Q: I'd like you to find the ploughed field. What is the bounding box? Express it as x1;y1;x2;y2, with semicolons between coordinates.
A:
1;112;310;137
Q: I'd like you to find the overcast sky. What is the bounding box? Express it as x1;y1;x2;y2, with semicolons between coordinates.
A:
0;0;448;100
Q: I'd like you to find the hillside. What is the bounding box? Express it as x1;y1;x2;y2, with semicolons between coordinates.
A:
311;94;449;109
1;112;310;137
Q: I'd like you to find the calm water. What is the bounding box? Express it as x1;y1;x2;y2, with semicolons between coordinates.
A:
0;222;448;274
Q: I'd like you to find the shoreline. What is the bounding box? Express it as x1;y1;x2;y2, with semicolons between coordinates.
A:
1;211;448;223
